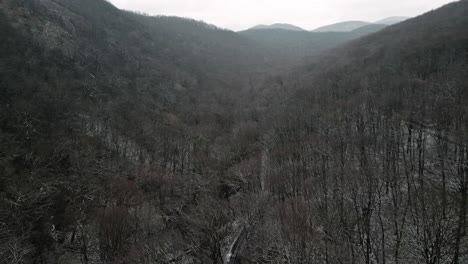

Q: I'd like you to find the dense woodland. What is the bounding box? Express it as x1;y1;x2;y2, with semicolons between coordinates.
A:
1;0;468;263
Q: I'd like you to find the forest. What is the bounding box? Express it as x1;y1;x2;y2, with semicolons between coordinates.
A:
0;0;468;263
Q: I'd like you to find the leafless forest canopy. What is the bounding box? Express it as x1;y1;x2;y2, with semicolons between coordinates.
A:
1;0;468;263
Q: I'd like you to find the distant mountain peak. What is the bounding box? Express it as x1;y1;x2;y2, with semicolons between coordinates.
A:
312;21;370;32
248;23;305;31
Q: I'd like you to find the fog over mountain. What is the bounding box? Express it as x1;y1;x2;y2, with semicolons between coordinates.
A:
375;16;410;24
1;0;467;263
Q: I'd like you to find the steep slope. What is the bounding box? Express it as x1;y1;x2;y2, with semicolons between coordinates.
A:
312;20;370;32
252;1;468;263
0;0;272;262
0;0;273;169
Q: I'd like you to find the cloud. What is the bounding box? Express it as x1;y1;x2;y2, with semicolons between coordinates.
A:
109;0;455;30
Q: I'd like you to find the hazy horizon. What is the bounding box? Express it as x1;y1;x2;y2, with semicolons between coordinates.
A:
108;0;456;31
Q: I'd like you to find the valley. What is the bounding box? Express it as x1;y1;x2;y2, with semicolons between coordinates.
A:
0;0;467;263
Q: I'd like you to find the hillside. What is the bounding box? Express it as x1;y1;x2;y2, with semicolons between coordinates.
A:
257;1;468;263
0;0;274;262
239;27;385;63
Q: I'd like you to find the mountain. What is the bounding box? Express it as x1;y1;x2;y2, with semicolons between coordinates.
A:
375;16;410;25
0;1;276;262
1;0;468;263
239;26;384;64
248;23;305;31
258;1;468;262
312;17;410;33
312;20;370;32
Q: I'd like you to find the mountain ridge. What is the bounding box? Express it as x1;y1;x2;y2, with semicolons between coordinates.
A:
312;20;370;32
248;23;305;31
244;16;411;33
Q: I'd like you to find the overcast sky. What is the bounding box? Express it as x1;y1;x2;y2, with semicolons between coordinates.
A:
109;0;456;31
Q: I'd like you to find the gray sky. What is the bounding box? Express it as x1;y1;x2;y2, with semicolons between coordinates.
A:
109;0;456;31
